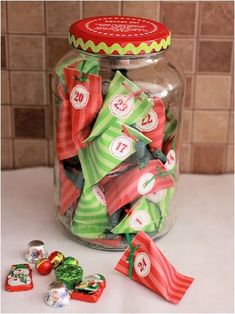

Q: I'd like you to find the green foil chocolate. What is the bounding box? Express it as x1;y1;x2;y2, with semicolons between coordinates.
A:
55;264;83;290
62;257;79;266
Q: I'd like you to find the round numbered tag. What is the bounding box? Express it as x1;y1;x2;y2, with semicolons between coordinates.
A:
70;84;89;109
92;185;106;206
137;172;155;195
109;95;134;119
134;252;151;278
165;149;176;171
109;136;132;160
135;109;158;132
129;210;150;231
146;189;167;203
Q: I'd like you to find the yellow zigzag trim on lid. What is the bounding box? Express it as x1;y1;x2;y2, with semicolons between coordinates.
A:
68;33;171;55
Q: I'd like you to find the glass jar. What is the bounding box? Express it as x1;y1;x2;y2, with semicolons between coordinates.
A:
52;16;185;251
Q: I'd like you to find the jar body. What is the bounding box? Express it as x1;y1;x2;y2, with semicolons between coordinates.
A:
53;48;184;251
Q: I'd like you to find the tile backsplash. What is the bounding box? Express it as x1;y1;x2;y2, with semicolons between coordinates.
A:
1;1;234;173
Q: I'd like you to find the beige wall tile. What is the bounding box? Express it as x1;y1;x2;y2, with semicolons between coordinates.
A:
1;2;7;33
161;2;196;36
9;35;44;70
179;144;191;173
8;1;44;33
198;41;232;73
165;38;195;73
1;71;10;104
184;76;193;108
228;112;234;144
11;72;46;105
195;76;231;109
1;139;13;169
200;2;234;36
182;110;192;143
192;144;226;174
226;145;234;172
14;139;47;168
46;2;80;34
1;106;12;138
83;1;119;18
122;1;159;20
193;110;229;143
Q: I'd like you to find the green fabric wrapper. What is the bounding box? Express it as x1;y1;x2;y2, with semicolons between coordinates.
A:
79;121;151;187
71;185;109;239
111;198;162;234
85;70;153;142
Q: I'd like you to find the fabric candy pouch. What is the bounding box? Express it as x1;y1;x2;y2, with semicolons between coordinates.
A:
135;96;165;151
115;232;194;304
71;185;109;239
79;121;151;187
58;160;81;215
85;70;153;142
64;65;102;151
101;159;176;216
112;197;162;234
56;84;78;160
56;55;100;86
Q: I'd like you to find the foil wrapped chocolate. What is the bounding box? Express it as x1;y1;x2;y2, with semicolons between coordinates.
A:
45;281;70;308
24;240;48;264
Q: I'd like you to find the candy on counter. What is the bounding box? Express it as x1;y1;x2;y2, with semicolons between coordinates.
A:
62;257;79;266
5;264;33;292
25;240;48;264
55;264;83;290
48;251;65;268
115;232;194;304
85;70;153;142
71;274;106;303
45;281;70;308
35;258;52;275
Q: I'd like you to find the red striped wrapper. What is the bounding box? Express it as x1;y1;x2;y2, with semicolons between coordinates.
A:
58;161;81;214
64;68;102;151
135;97;165;151
115;232;194;304
100;160;175;216
56;85;77;160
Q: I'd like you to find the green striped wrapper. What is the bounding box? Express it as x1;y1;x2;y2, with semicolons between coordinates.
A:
111;197;162;234
71;185;109;239
55;55;100;85
147;187;175;219
85;70;153;142
79;121;151;187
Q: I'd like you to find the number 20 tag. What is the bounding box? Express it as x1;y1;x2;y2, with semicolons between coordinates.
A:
70;84;89;109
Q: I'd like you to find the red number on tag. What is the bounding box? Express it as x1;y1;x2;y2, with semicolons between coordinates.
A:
142;114;153;126
115;142;128;153
136;218;142;225
114;99;128;112
74;91;84;103
138;258;147;272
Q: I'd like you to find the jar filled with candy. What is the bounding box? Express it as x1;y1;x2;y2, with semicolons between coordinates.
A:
52;16;184;251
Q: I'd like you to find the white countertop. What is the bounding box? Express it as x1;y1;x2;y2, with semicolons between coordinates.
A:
1;168;234;313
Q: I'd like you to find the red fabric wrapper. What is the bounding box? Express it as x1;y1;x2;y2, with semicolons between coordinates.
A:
115;232;194;304
56;84;77;160
135;97;165;151
64;68;102;150
58;161;81;214
100;160;175;216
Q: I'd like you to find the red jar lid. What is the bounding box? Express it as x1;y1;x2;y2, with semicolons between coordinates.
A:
69;16;171;56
